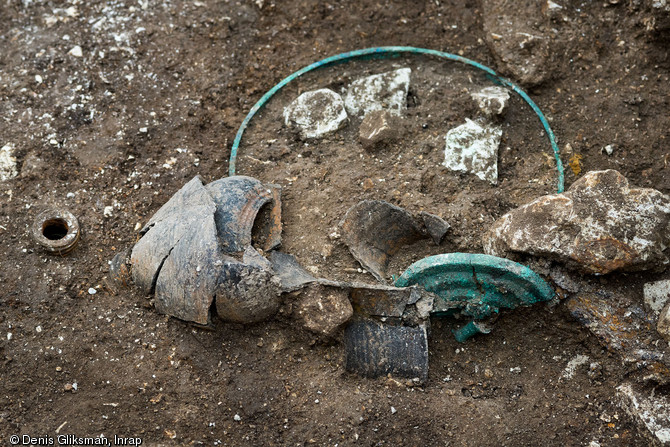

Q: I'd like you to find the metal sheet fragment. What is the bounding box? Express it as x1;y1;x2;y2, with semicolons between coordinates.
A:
344;317;429;383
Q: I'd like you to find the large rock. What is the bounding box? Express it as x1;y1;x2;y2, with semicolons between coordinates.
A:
283;88;348;139
443;119;502;185
343;68;411;118
484;170;670;274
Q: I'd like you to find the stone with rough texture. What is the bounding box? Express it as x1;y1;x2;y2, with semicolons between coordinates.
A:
294;284;353;337
358;110;397;149
470;86;510;115
484;170;670;274
645;280;670;315
658;302;670;342
283;88;348;139
344;68;411;118
617;383;670;446
443;118;502;185
482;0;551;86
0;144;18;181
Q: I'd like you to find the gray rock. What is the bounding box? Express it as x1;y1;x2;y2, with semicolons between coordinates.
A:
482;0;551;86
358;109;398;149
0;144;17;181
658;302;670;342
484;170;670;274
645;280;670;315
617;382;670;446
470;86;510;116
443;119;502;185
294;284;353;337
344;68;411;118
283;88;348;139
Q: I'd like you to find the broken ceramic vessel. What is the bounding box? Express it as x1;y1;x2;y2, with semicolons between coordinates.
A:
130;175;283;325
340;200;449;283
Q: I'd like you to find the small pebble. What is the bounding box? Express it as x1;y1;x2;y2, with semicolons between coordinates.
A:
233;414;241;422
391;407;397;414
88;287;97;295
68;45;83;57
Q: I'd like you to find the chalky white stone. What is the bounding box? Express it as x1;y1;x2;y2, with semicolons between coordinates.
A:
344;68;411;118
283;88;348;139
443;118;502;185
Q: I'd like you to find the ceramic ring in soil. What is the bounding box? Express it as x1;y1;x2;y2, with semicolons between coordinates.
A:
31;209;80;255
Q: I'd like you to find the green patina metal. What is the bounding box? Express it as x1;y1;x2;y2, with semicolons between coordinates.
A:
394;253;555;341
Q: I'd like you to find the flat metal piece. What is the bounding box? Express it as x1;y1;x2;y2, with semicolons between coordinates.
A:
395;253;554;318
344;318;429;383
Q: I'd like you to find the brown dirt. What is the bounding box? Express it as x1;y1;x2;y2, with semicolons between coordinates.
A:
1;1;669;446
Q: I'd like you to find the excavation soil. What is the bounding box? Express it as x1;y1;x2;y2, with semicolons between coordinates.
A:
1;1;669;446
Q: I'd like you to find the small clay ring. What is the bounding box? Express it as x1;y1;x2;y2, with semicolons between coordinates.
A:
31;209;80;255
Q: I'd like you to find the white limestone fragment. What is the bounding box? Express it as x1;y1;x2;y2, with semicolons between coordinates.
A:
68;45;83;57
443;119;502;184
560;354;589;379
283;89;348;139
344;68;411;118
470;86;510;115
0;144;18;181
644;280;670;315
